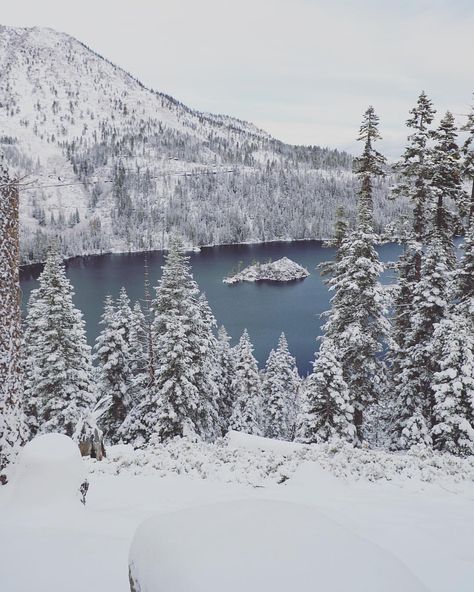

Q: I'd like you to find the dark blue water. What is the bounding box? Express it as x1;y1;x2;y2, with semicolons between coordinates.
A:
19;241;402;375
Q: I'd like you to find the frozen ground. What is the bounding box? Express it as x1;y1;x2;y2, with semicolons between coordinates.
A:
0;433;473;591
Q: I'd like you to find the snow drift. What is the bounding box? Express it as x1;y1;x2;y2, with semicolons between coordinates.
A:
128;499;427;592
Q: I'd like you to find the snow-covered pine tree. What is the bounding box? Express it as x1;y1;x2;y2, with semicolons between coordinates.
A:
230;329;264;436
142;254;156;388
428;111;465;256
127;238;220;444
393;91;436;262
0;156;26;478
94;295;132;443
128;301;149;406
392;235;452;449
23;247;96;437
263;333;300;440
194;293;221;441
390;92;436;351
215;326;237;435
352;105;386;229
116;287;134;349
296;339;355;444
321;107;389;441
457;220;474;318
391;109;463;451
262;348;287;439
430;313;474;456
461;99;474;225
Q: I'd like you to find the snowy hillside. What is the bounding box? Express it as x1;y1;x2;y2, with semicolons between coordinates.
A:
0;25;400;263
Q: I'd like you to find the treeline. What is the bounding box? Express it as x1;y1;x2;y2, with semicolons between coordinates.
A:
22;241;301;447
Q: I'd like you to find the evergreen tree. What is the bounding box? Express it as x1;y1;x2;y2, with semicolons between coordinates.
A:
430;314;474;456
333;205;349;247
392;236;451;449
461;99;474;225
23;247;96;437
390;92;436;357
393;91;436;259
230;330;264;436
296;339;355;444
215;325;237;435
352;105;387;229
116;287;134;349
457;221;474;318
126;238;220;444
94;295;132;443
263;333;300;440
0;156;26;478
428;111;465;250
128;301;149;406
319;107;389;442
262;348;287;439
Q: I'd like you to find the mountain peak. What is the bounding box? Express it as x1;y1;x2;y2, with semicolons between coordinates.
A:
0;25;356;264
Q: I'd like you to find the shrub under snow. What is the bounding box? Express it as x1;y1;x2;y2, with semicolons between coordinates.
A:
87;431;474;488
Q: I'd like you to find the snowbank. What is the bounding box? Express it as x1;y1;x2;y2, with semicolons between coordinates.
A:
224;256;310;284
129;499;426;592
9;433;86;509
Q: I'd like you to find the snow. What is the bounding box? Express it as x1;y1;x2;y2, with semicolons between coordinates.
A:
7;433;85;509
0;433;473;591
129;499;426;592
223;257;310;284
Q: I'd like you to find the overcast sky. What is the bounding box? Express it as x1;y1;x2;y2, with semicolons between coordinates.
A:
3;0;474;158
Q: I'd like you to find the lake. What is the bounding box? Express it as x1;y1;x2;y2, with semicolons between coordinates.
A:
19;240;402;375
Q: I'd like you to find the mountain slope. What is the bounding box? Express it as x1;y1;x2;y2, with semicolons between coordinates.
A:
0;25;396;263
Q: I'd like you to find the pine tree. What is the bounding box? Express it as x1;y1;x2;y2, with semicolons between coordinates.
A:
296;339;355;444
215;325;237;435
461;100;474;225
352;105;386;229
392;236;451;449
0;156;26;478
116;287;134;349
428;111;465;250
457;220;474;318
323;227;389;441
94;295;132;443
263;333;300;440
430;313;474;456
262;348;287;439
319;107;389;442
230;330;264;436
390;92;436;354
23;247;96;437
126;238;220;444
393;91;436;256
128;301;149;406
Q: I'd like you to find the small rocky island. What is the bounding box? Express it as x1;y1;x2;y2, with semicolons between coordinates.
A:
224;257;310;284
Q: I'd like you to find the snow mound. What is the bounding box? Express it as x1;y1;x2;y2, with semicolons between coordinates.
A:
227;429;305;455
224;257;310;284
129;499;427;592
10;433;85;509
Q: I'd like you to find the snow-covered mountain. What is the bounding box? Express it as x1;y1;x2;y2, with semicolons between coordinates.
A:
0;25;396;263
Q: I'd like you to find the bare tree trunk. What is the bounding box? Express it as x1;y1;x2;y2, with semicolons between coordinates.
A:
0;163;26;477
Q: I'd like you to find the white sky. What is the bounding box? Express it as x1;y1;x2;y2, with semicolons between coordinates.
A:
2;0;474;158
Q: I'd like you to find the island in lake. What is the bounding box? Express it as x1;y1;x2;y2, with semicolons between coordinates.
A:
224;257;310;284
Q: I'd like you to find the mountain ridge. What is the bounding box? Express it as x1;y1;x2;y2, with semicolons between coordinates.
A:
0;25;396;263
